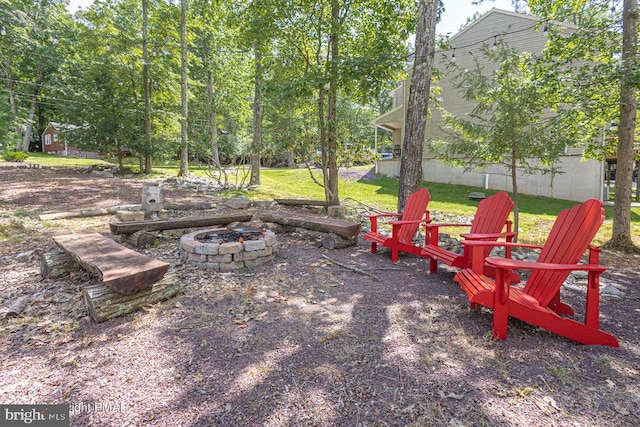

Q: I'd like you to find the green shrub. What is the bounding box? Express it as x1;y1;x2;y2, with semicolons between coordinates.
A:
2;151;29;162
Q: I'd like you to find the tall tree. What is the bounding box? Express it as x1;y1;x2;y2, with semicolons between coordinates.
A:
178;0;189;177
0;0;70;151
250;48;262;185
528;0;639;251
142;0;152;173
242;0;415;205
611;0;638;250
398;0;439;211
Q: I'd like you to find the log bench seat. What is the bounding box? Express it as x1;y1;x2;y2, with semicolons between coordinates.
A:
53;232;169;295
259;211;361;240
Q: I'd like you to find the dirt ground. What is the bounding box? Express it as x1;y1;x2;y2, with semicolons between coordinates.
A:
0;165;639;427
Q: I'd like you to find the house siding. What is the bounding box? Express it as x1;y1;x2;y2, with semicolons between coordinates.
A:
42;125;65;153
373;9;602;202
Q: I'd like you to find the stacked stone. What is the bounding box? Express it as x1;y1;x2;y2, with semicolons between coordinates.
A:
180;229;278;271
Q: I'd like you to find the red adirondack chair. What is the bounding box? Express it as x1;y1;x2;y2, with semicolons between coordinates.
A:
454;199;618;347
363;188;431;263
421;192;516;275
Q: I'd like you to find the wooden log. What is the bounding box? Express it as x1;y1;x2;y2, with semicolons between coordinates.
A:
321;233;357;250
125;230;157;248
83;274;180;322
164;202;216;210
259;211;361;239
40;208;109;221
274;198;329;207
109;212;254;235
40;252;81;279
53;233;169;295
5;296;29;318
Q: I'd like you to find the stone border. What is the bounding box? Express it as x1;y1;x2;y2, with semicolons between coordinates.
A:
179;228;278;271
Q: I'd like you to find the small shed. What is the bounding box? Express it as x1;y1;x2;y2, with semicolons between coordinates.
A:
41;122;102;158
41;122;78;155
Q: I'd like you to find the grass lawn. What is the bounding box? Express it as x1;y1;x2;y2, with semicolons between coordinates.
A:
7;154;639;247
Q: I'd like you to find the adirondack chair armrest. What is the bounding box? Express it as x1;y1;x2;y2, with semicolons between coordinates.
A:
423;222;471;245
460;231;517;240
389;219;429;240
389;219;426;226
365;213;402;232
462;240;545;273
485;257;606;273
461;240;543;250
364;213;403;219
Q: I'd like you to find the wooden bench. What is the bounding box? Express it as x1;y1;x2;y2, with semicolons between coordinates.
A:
53;232;169;295
259;211;361;240
110;212;254;235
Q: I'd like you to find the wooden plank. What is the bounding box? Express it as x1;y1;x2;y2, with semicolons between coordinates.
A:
259;211;360;239
53;233;169;295
83;273;180;322
274;198;329;207
109;212;253;235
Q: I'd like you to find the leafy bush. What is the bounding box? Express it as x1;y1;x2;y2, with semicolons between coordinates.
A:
2;151;29;162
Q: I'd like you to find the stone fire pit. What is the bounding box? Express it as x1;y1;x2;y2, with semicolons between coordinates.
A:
179;226;277;271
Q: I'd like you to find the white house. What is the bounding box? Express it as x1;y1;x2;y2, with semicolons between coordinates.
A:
371;8;606;202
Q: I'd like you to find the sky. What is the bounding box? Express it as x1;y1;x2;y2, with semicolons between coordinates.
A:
67;0;516;36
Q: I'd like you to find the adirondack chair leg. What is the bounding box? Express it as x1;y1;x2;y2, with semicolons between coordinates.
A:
429;258;437;274
585;247;602;329
391;247;399;263
548;291;575;316
370;242;378;254
492;269;509;340
585;271;601;329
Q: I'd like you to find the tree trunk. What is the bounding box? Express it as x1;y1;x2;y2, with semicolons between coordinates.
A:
324;0;340;206
4;54;23;144
608;0;638;251
207;70;220;167
397;0;438;211
178;0;189;177
142;0;153;174
19;94;37;152
250;48;262;186
510;143;519;240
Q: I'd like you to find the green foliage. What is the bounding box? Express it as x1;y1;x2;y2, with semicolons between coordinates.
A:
2;151;28;162
433;42;571;176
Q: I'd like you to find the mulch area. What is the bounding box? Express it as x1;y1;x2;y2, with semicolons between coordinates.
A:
0;166;639;426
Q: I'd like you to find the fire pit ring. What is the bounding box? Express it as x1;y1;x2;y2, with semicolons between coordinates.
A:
179;227;278;271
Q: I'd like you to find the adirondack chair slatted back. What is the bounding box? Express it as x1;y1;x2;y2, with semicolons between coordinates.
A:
397;188;430;244
469;192;514;256
524;199;604;305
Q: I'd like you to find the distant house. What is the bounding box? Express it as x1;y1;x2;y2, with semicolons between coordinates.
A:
41;122;102;159
371;8;608;202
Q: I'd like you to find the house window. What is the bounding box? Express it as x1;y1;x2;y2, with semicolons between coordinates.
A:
45;134;52;145
53;133;59;142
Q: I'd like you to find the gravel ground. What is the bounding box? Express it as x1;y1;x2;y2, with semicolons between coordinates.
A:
0;165;639;427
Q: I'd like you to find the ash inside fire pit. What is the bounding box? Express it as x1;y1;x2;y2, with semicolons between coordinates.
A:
198;226;262;244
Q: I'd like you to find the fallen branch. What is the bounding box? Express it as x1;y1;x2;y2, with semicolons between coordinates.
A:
5;296;29;318
321;255;380;281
